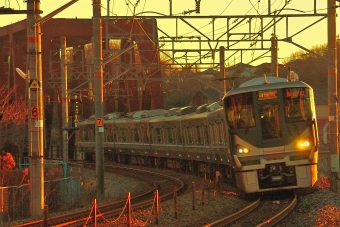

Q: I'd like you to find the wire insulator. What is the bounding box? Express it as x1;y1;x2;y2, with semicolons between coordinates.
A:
195;0;201;14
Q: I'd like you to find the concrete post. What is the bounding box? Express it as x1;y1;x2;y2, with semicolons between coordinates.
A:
93;0;105;200
27;0;44;218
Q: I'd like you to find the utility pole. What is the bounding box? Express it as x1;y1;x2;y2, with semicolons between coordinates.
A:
27;0;44;218
328;0;339;194
93;0;105;200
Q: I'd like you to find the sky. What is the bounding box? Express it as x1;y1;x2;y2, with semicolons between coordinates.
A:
0;0;339;67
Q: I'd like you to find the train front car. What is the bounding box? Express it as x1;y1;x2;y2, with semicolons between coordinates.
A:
222;76;318;193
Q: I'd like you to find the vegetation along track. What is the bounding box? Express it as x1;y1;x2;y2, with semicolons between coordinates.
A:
204;191;297;227
12;165;185;227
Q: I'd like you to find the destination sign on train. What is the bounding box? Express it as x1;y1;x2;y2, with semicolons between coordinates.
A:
258;90;278;100
285;89;305;98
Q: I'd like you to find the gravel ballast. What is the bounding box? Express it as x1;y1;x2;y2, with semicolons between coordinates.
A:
93;165;340;227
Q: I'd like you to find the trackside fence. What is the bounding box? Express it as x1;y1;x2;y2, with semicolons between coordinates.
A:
0;177;82;224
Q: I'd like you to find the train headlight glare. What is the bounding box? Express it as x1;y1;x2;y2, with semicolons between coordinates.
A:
298;138;311;149
303;141;310;146
236;144;250;154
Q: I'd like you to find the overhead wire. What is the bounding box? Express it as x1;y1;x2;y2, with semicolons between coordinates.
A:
224;0;288;65
107;0;330;75
108;0;162;86
167;0;279;67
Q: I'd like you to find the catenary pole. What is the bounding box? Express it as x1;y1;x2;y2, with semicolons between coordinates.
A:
328;0;339;193
93;0;105;200
219;46;226;94
271;36;278;77
27;0;44;218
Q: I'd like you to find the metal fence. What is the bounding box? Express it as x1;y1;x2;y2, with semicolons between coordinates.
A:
0;176;83;224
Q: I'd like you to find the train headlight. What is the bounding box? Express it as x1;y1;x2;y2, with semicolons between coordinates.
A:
236;144;249;154
298;138;311;149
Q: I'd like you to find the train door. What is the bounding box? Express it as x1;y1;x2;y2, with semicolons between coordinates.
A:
258;102;284;152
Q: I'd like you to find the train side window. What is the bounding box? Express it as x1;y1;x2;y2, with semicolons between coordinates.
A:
218;123;224;144
170;128;174;144
209;125;215;145
105;128;110;142
148;128;155;143
107;127;113;142
121;128;127;142
197;126;203;145
155;128;162;143
140;126;145;143
144;127;150;143
182;128;187;145
113;127;118;142
89;129;94;142
134;128;139;142
177;127;183;144
188;127;193;144
204;125;210;145
110;128;114;141
82;131;87;141
214;124;222;144
166;128;174;144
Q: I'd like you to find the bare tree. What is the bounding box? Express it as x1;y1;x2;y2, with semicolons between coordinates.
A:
0;81;27;164
282;42;339;90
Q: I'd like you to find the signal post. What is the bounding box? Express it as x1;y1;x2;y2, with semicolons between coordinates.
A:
328;0;339;194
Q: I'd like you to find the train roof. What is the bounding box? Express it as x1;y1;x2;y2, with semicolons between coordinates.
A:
104;112;124;120
80;101;223;124
225;76;311;97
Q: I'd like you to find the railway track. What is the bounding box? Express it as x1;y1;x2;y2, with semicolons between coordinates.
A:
12;166;185;227
204;192;297;227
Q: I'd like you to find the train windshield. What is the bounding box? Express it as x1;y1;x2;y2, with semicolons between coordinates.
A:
284;87;313;122
260;103;281;139
224;93;255;130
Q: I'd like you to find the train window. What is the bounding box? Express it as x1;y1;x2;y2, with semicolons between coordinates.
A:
146;127;152;143
196;126;203;145
284;88;313;122
217;123;224;144
166;128;174;144
260;103;281;139
89;129;94;141
204;125;210;145
208;125;216;145
105;128;110;142
224;93;255;129
121;129;127;142
82;131;87;141
177;128;183;144
113;127;118;142
134;128;139;142
211;124;218;144
187;127;193;144
155;128;162;143
183;128;187;144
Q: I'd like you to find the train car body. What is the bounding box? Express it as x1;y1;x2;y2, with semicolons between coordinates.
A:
75;76;318;193
223;76;318;193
